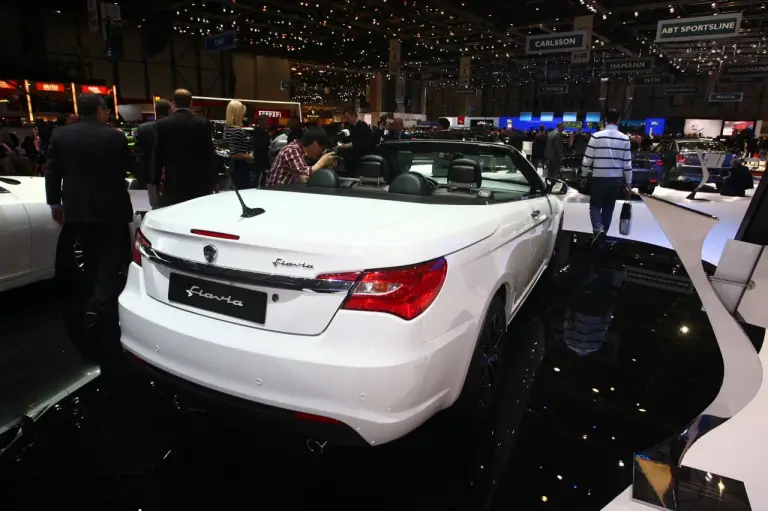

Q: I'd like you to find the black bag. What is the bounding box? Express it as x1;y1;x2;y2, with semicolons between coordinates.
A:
619;201;632;236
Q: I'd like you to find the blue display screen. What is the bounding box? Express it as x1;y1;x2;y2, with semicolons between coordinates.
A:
540;112;554;122
563;112;577;122
585;112;601;123
645;118;665;136
519;112;533;122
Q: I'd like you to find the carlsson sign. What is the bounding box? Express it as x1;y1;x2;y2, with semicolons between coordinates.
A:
721;63;768;76
603;58;653;73
655;13;742;42
526;31;587;54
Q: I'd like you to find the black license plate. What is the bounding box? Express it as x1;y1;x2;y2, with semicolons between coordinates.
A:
168;273;267;324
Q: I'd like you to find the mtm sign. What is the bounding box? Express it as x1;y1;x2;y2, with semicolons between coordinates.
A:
655;13;742;42
635;75;674;86
526;31;587;54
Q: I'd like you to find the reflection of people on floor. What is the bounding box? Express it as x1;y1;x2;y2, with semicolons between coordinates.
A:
720;157;754;198
562;269;625;357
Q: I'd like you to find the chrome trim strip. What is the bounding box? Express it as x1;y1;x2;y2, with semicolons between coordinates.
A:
139;246;356;294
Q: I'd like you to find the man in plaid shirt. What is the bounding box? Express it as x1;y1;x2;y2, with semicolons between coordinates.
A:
266;129;336;186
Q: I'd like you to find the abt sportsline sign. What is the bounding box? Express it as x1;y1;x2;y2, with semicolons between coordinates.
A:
655;13;742;43
709;92;743;103
526;31;587;54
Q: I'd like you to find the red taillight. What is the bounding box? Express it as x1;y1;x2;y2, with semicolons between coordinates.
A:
677;153;686;165
132;228;151;266
317;258;447;320
294;411;342;425
190;229;240;240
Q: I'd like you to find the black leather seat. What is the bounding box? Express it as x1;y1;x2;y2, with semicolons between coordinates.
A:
306;168;341;188
388;172;430;196
357;154;390;186
447;158;482;191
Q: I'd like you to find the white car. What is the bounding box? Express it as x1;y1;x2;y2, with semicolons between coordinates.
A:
119;140;567;446
0;175;148;293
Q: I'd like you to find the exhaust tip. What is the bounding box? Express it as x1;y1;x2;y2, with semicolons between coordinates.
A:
306;438;328;455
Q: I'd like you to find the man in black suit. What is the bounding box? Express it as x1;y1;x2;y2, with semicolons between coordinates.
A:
382;118;409;141
134;99;171;208
251;114;271;187
45;93;133;361
152;89;217;207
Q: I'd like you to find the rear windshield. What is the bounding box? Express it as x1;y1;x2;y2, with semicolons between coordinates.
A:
677;140;726;152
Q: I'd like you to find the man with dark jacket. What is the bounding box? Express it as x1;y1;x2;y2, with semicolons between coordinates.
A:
720;158;754;197
135;99;171;207
382;117;409;141
286;116;304;144
45;92;133;358
337;105;372;176
251;114;271;187
152;89;217;207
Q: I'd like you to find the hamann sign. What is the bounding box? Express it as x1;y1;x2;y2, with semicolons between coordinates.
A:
603;58;653;73
721;63;768;76
709;92;744;103
538;84;569;95
655;13;742;42
526;31;587;54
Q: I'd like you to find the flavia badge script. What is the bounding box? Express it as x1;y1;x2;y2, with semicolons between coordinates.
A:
273;258;314;269
186;285;244;307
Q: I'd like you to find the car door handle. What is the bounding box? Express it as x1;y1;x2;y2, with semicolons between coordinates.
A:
531;209;541;218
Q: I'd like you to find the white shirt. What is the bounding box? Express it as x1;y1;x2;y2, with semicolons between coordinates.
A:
581;124;632;184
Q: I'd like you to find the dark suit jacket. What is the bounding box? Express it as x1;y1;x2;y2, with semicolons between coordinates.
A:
45;119;133;224
152;109;217;202
251;126;270;170
134;119;158;184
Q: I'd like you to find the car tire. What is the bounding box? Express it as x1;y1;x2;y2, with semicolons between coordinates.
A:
639;184;656;195
452;296;508;423
55;226;85;291
660;168;671;188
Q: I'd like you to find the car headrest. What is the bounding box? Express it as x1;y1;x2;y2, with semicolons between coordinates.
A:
388;172;430;196
358;154;390;185
447;158;482;190
306;168;340;188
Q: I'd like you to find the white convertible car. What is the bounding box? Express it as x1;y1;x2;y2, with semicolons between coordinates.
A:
119;140;567;446
0;175;148;293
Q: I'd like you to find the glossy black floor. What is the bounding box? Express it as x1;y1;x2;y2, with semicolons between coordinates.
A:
0;231;725;510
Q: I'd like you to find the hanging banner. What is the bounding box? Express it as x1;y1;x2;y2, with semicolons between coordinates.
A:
664;86;699;96
526;31;587;54
709;92;744;102
388;39;402;76
571;15;593;64
459;56;471;87
635;75;674;86
720;63;768;77
86;0;100;34
719;75;766;84
603;58;653;73
655;13;742;43
34;82;66;93
538;84;569;95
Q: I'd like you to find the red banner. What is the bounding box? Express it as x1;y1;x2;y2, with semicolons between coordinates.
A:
35;82;66;93
80;84;109;95
0;80;18;90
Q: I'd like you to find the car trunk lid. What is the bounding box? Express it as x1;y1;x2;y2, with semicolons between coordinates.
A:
138;189;499;335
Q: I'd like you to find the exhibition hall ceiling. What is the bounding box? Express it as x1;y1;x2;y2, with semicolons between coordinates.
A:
54;0;768;85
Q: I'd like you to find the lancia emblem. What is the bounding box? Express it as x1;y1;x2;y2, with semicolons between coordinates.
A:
203;245;218;264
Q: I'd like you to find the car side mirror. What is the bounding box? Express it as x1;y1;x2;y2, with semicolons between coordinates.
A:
546;177;568;195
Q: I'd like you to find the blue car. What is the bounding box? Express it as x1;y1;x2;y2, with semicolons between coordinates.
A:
649;138;733;190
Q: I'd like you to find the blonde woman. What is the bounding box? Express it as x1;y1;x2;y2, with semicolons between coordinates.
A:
224;100;254;189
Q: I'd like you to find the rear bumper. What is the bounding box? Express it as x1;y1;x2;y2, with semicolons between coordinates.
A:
118;264;479;446
671;166;725;183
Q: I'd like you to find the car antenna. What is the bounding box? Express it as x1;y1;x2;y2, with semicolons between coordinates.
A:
229;180;265;218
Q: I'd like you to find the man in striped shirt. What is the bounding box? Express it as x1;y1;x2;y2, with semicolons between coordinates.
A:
581;108;632;245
